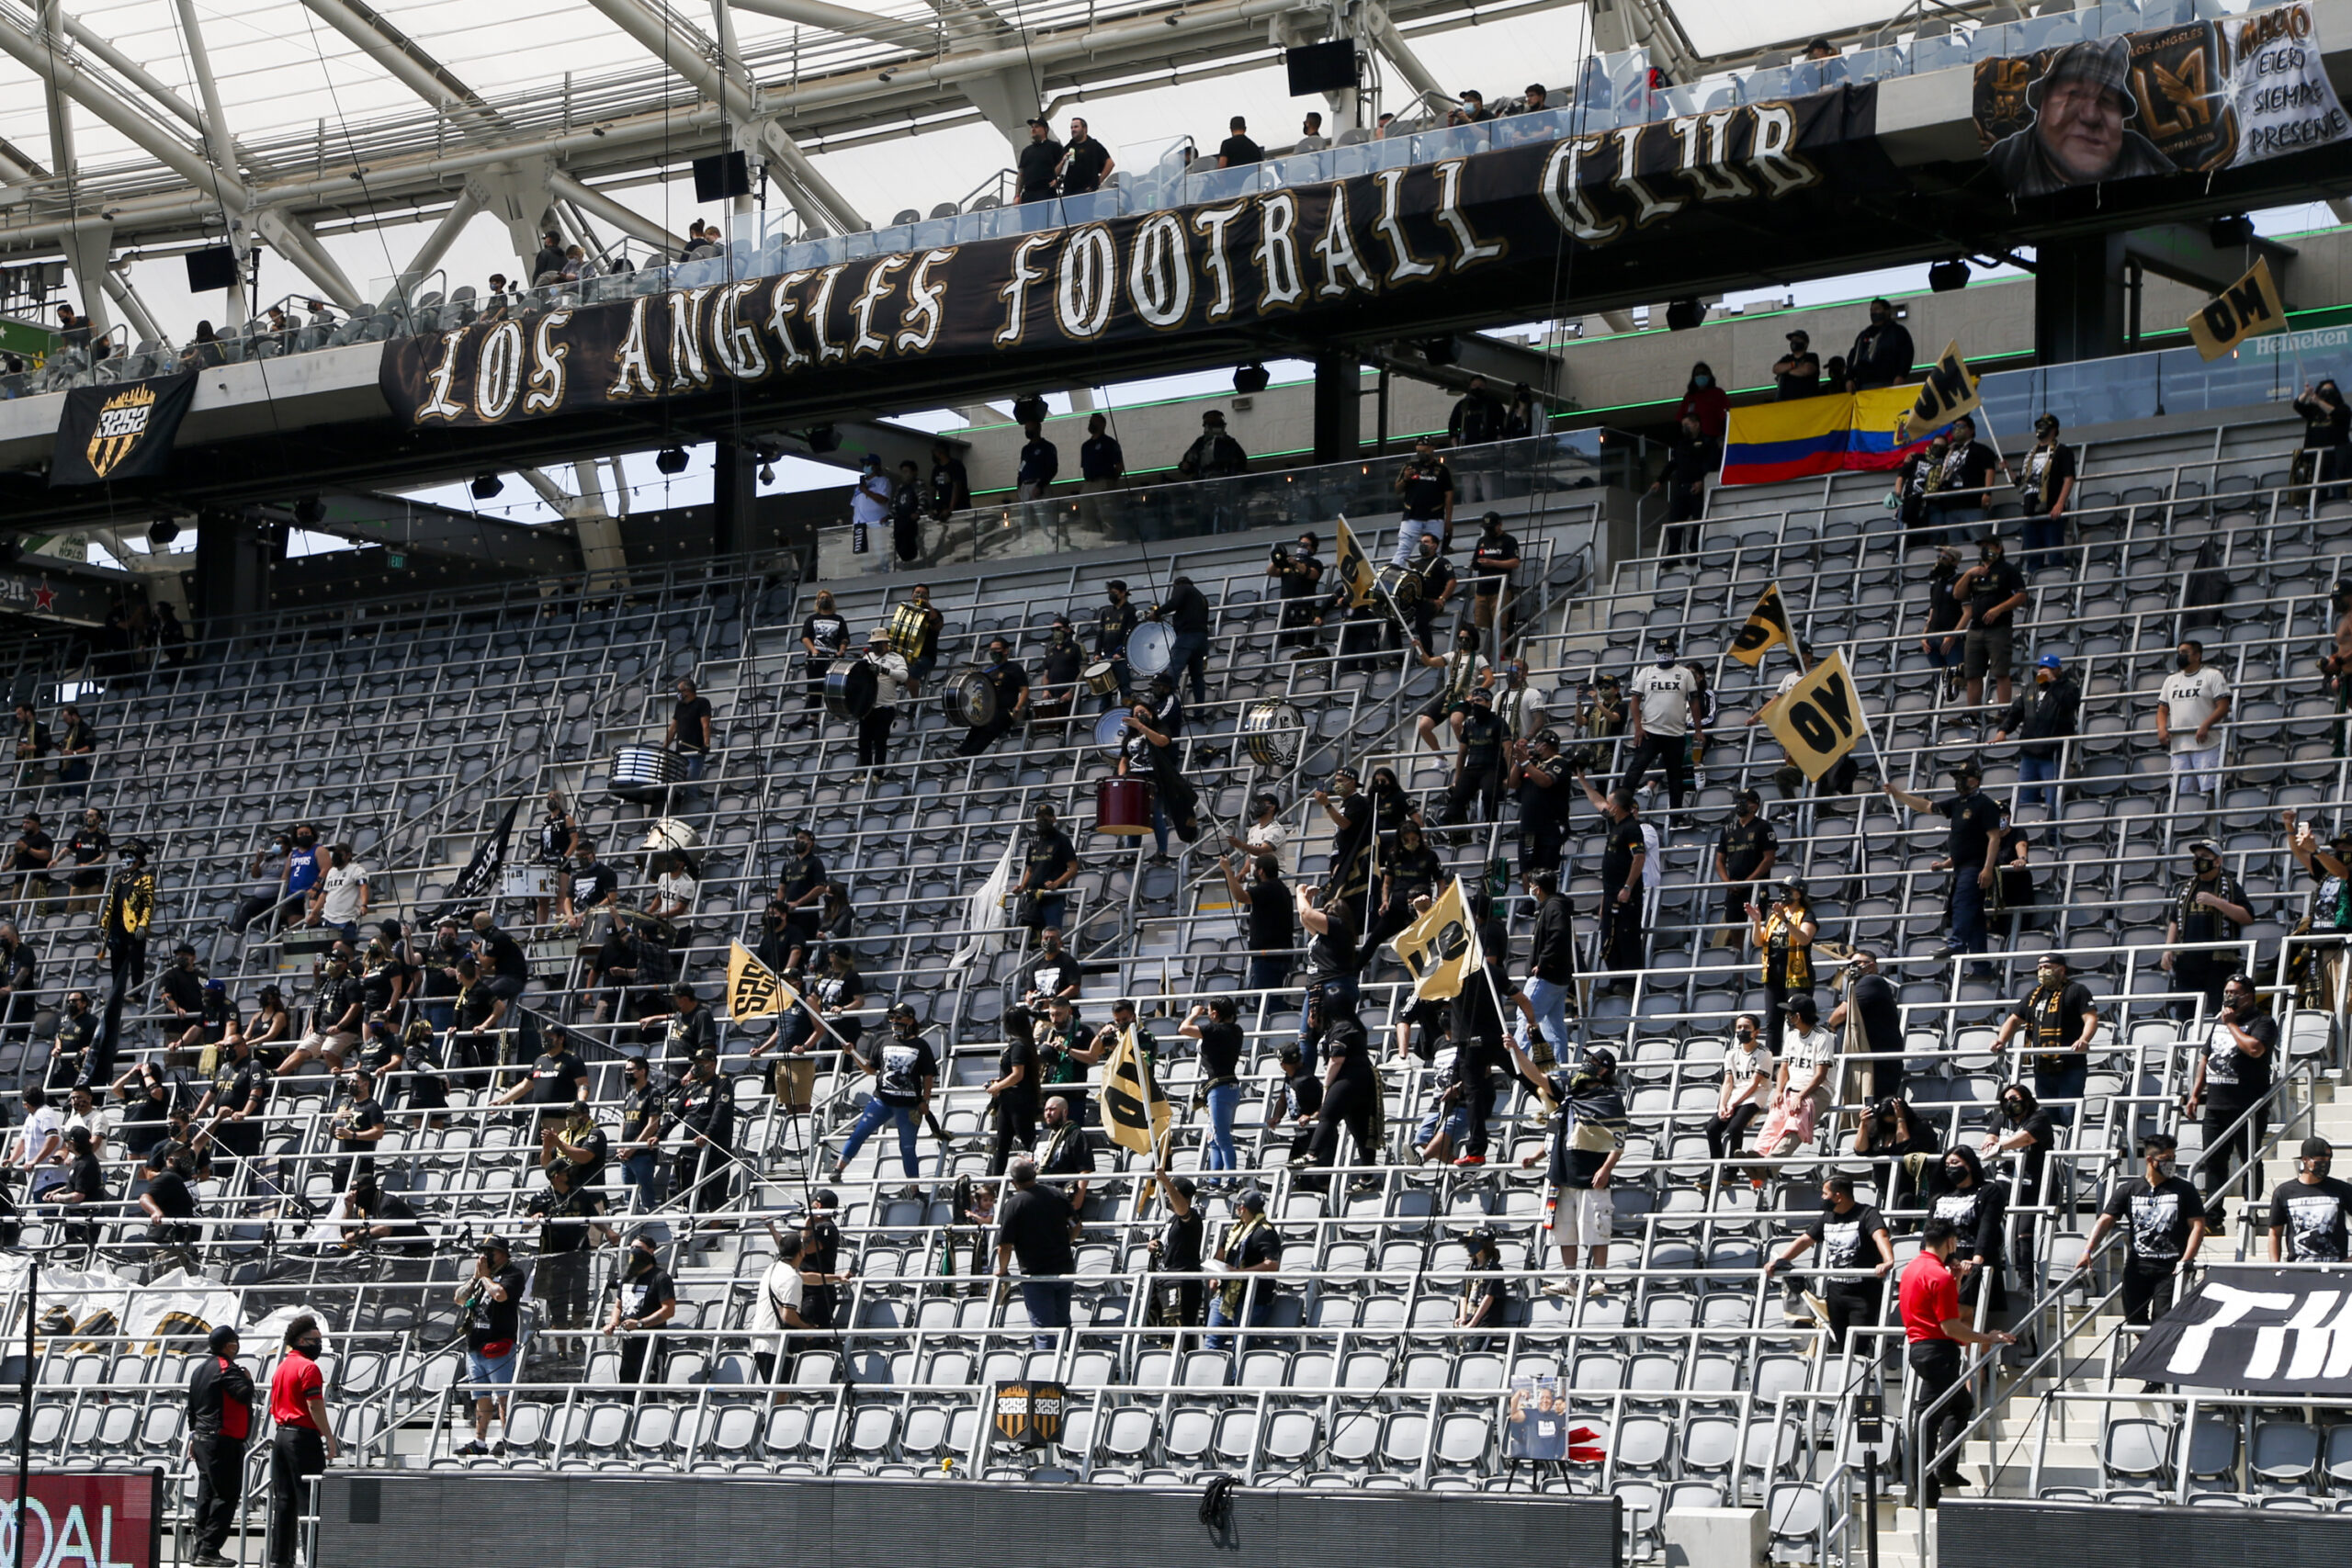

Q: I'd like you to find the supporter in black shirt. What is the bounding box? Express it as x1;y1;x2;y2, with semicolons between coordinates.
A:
496;1031;589;1130
988;1010;1042;1175
1224;852;1295;992
1712;789;1778;936
605;1234;679;1382
995;1158;1080;1348
1015;118;1064;201
1926;1146;2007;1309
1295;883;1358;1059
457;1236;526;1450
324;1067;388;1192
2268;1135;2352;1263
1883;760;2002;976
1078;413;1125;488
559;841;620;934
1267;1043;1323;1165
2185;974;2277;1220
469;911;529;999
1205;1188;1284;1347
1828;950;1905;1101
1764;1175;1891;1348
8;814;52;903
1034;1091;1097;1206
113;1061;175;1161
1032;618;1087;721
63;807;108;914
159;943;205;1021
645;983;718;1068
1453;919;1533;1164
196;1035;266;1162
50;1126;107;1247
1269;532;1325;653
1012;806;1077;932
526;1160;614;1329
1442;690;1508;827
1469;513;1521;634
343;1171;427;1253
1055;117;1113;193
795;591;851;728
926;441;972;522
2076;1133;2205;1325
667;678;714;759
1995;954;2098;1118
1363;820;1444;970
1314;770;1375;919
1146;1156;1207;1326
1216;117;1262;166
674;1049;738;1214
45;989;96;1091
955;636;1030;755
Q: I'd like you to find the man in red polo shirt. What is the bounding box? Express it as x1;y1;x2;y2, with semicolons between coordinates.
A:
1901;1216;2015;1506
267;1315;338;1568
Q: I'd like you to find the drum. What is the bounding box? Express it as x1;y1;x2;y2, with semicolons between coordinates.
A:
885;602;930;656
1239;700;1306;768
1095;776;1154;836
641;817;702;854
1093;708;1130;756
1374;564;1424;611
824;658;877;720
947;671;999;728
1081;660;1120;696
499;863;557;899
609;743;683;802
1127;619;1177;677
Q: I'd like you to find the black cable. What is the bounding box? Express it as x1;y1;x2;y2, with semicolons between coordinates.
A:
1196;1471;1238;1540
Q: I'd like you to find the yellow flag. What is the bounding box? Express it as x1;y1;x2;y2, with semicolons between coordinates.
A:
1900;341;1979;440
725;940;797;1021
1391;875;1484;1002
2186;255;2287;361
1758;649;1869;782
1100;1023;1170;1156
1727;582;1797;668
1334;514;1375;609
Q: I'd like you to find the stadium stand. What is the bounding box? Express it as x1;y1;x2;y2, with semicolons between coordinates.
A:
3;362;2352;1567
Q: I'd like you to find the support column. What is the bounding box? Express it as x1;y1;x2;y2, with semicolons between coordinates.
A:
2033;233;2128;366
1312;353;1362;465
712;441;758;558
192;508;271;636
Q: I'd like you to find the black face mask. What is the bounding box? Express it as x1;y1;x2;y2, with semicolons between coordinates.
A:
628;1251;656;1276
1735;1027;1754;1043
2177;652;2195;671
1944;1166;1968;1185
296;1337;323;1359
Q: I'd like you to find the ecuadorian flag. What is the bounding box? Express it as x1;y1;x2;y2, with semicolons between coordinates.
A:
1721;388;1948;486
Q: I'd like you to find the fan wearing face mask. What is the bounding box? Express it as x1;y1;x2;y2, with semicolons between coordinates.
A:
2075;1132;2205;1327
2268;1136;2352;1264
2162;843;2256;1020
2154;638;2231;801
1992;954;2098;1122
266;1315;338;1568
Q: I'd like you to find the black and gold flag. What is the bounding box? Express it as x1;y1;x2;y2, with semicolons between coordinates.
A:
1899;341;1980;440
1729;583;1800;668
49;371;198;486
1392;876;1483;1002
1334;515;1376;609
725;940;797;1021
2186;256;2287;361
1101;1024;1171;1156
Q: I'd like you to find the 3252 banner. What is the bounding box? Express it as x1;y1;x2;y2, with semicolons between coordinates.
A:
380;89;1878;426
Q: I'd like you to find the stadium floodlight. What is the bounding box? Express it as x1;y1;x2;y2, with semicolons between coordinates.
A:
1927;259;1971;293
2209;214;2256;247
655;446;690;474
1234;363;1271;394
147;517;180;546
470;473;503;499
1664;298;1706;331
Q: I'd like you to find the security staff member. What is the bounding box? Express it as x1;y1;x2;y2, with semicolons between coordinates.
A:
1093;580;1140;711
187;1324;255;1568
1900;1217;2013;1507
266;1316;336;1568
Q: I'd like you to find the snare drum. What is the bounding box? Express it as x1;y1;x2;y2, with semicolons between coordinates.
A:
609;743;683;802
1095;776;1154;836
1374;564;1424;611
1239;700;1306;768
1127;619;1176;677
824;658;878;720
885;602;931;657
1081;660;1120;696
946;671;998;728
500;863;557;899
1093;708;1130;756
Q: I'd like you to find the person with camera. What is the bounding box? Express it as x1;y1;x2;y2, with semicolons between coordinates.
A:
1850;1092;1939;1213
1901;1217;2015;1507
2075;1131;2205;1331
341;1170;427;1254
1883;760;2004;977
1391;436;1455;566
1765;1174;1892;1348
1507;728;1573;883
1826;949;1905;1102
453;1235;527;1454
1268;533;1326;654
2182;971;2275;1224
605;1232;679;1382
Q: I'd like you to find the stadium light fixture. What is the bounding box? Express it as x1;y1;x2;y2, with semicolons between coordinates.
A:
1927;259;1971;293
655;446;689;475
146;517;179;547
2209;214;2256;247
1234;363;1271;394
1663;298;1705;331
470;473;503;499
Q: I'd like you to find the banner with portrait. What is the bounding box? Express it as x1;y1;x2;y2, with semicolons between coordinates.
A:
1972;4;2348;199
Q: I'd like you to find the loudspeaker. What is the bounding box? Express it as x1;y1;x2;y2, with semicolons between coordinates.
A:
692;152;752;202
185;244;240;294
1285;39;1357;96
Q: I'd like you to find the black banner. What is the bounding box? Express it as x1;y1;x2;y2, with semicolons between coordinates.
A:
380;88;1883;427
48;372;197;487
2118;1264;2352;1393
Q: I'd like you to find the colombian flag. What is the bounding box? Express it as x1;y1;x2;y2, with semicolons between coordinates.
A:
1720;388;1948;486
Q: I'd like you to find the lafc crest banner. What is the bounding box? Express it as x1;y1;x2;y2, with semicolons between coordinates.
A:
992;1381;1067;1448
381;89;1880;426
1394;876;1483;1002
2119;1266;2352;1393
1728;583;1798;667
1759;649;1870;781
1101;1024;1171;1156
1334;515;1377;609
2187;254;2289;360
725;940;797;1021
49;371;197;486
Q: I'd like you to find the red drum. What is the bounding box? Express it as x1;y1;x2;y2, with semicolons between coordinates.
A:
1095;776;1154;836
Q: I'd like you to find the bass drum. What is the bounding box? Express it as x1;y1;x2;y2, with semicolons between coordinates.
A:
884;602;931;656
608;743;683;802
1374;564;1424;611
946;671;999;728
1127;619;1176;677
1238;700;1306;768
641;817;703;854
1095;776;1154;836
824;658;877;720
1093;708;1130;757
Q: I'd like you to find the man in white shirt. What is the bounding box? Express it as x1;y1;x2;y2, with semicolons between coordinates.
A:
1226;792;1291;872
850;455;894;570
310;844;369;941
752;1224;820;1392
1621;638;1696;818
2155;637;2230;799
1492;656;1550;742
649;851;699;943
11;1085;61;1197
